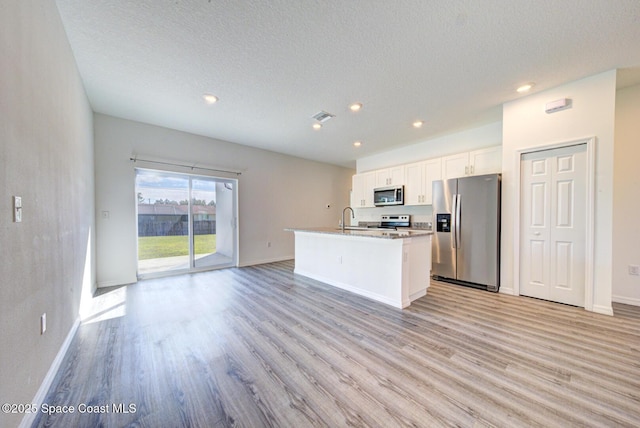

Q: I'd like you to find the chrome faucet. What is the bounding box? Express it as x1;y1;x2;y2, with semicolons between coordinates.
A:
341;206;354;231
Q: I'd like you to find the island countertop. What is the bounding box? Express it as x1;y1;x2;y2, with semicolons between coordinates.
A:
287;227;432;308
285;227;432;240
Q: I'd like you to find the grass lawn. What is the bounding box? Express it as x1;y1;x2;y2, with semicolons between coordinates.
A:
138;234;216;260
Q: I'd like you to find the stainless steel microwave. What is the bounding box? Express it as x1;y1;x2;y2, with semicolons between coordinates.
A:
373;185;404;206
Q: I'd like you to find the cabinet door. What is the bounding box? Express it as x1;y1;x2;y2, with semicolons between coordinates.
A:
442;152;469;179
375;166;405;187
362;172;376;207
353;172;376;207
375;169;390;187
423;158;442;204
351;174;364;207
389;165;405;185
469;146;501;175
404;161;425;205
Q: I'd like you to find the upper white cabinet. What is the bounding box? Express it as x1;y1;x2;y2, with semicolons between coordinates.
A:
442;146;501;179
441;152;469;180
375;165;405;187
353;145;501;208
351;171;376;207
404;158;442;205
469;146;502;175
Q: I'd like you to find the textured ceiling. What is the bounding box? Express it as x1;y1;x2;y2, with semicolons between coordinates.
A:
55;0;640;167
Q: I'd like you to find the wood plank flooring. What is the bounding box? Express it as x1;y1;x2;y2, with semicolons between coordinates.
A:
33;260;640;427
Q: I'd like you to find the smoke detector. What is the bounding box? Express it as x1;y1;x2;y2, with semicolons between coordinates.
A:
311;111;335;123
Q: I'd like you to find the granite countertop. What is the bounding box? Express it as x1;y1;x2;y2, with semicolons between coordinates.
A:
285;227;433;240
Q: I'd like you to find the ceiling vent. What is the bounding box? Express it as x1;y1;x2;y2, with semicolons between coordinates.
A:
311;111;335;123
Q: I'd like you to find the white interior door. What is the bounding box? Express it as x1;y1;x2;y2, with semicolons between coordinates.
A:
520;144;587;306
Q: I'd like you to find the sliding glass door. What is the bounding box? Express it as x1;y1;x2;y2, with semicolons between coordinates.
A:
136;169;237;278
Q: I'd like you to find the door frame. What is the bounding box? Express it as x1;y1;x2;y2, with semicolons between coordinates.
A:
134;167;239;279
513;137;596;310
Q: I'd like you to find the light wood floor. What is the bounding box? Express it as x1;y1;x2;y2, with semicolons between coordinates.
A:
34;260;640;427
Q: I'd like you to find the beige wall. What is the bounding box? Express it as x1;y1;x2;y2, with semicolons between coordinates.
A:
94;114;354;287
613;83;640;305
502;70;617;314
0;1;95;426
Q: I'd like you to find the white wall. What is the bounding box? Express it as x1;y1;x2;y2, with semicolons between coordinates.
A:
356;122;502;172
0;1;95;426
502;70;617;314
94;114;354;287
613;83;640;305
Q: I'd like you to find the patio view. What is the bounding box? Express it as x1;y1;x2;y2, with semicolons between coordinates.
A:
136;169;234;276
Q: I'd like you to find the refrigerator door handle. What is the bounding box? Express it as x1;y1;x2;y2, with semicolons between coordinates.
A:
455;194;462;249
451;193;457;249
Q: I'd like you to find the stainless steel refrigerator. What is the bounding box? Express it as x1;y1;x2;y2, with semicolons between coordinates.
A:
432;173;501;291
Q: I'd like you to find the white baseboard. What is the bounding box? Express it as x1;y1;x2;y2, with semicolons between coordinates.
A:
612;294;640;306
97;276;137;288
238;256;294;267
295;268;405;309
592;304;614;316
499;287;515;295
20;318;80;428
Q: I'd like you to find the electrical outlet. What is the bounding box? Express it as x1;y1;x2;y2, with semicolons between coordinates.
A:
267;241;271;248
629;265;640;276
337;255;342;264
40;313;46;335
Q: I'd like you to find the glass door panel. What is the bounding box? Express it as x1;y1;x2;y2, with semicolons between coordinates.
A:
191;178;217;269
136;170;190;276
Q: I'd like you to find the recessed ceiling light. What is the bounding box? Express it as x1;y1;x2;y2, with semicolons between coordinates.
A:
312;123;322;130
517;83;535;93
353;141;362;147
413;120;424;128
349;103;363;112
203;93;218;104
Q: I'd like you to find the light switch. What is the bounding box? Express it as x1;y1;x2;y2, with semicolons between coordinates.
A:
13;196;22;223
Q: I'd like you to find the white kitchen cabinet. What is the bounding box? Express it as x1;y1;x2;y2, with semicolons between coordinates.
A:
442;146;501;179
423;158;442;204
404;161;425;205
404;158;441;205
351;171;376;207
375;165;405;187
469;146;502;176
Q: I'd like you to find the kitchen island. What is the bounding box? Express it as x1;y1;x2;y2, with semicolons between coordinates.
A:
286;227;432;308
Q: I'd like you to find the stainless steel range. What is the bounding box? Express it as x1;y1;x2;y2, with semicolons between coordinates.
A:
379;214;410;229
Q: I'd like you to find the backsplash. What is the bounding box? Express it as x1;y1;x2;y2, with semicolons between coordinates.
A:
351;204;433;229
411;221;433;230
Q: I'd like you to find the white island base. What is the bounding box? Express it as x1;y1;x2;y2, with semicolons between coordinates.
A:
290;229;432;309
